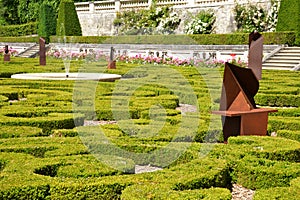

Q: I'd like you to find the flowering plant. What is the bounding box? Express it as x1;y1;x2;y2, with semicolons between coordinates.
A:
47;47;107;61
0;47;18;56
113;4;181;35
184;10;216;34
234;0;280;33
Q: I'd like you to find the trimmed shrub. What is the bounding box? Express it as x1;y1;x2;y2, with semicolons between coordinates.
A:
0;126;43;138
56;0;82;36
49;31;296;45
254;186;300;200
276;0;300;45
234;156;300;189
228;136;300;162
277;130;300;142
38;2;57;43
122;184;231;200
0;22;37;37
49;182;127;200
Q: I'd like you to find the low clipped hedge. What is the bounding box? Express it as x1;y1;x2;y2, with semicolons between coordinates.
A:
0;126;43;138
254;177;300;200
0;113;84;134
277;130;300;142
255;94;300;107
234;156;300;189
49;31;297;45
0;22;38;37
121;184;231;200
269;116;300;133
228;136;300;162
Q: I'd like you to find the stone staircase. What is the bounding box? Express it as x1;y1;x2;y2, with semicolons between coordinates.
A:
262;46;300;71
16;44;41;58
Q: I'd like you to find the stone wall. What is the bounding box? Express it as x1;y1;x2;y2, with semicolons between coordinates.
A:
76;0;273;36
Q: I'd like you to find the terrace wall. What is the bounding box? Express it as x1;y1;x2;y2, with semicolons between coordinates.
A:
75;0;273;36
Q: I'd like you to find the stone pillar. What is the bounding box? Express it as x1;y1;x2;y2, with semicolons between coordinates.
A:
148;0;152;8
187;0;195;6
115;0;121;12
3;45;10;62
39;37;46;66
89;1;95;13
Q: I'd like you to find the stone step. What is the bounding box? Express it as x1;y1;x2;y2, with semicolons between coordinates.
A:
263;63;296;67
271;56;300;60
262;66;293;70
264;60;300;64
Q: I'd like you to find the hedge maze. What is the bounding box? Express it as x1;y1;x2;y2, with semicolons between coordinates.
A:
0;57;299;199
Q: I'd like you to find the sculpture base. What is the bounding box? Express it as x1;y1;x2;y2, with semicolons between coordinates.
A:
4;54;10;62
212;108;277;142
107;60;116;69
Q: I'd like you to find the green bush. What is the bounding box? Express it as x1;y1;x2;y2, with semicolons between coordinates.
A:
122;184;231;200
276;0;300;45
38;2;57;43
0;22;38;37
234;156;300;189
49;31;296;45
56;0;82;36
228;136;300;162
277;130;300;142
0;126;43;138
255;94;300;107
269;116;300;132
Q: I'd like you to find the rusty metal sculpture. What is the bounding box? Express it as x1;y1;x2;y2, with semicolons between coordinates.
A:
107;46;116;69
39;37;46;66
212;31;277;142
4;45;10;62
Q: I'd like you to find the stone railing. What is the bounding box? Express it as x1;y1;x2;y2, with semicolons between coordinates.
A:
75;0;267;13
75;0;241;13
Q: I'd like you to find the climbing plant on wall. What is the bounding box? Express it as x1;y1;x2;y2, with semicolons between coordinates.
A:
234;0;280;33
113;2;181;35
184;10;216;34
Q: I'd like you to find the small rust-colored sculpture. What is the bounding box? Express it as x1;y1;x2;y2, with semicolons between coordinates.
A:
39;37;46;66
107;46;116;69
248;30;263;80
212;31;277;142
4;45;10;62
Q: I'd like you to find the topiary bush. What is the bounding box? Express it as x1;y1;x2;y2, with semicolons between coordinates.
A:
276;0;300;45
56;0;82;36
38;2;57;43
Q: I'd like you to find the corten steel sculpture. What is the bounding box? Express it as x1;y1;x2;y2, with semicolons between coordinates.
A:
107;46;116;69
212;31;277;142
39;37;46;66
4;45;10;62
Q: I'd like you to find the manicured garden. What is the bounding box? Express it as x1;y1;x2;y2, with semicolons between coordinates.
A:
0;55;299;199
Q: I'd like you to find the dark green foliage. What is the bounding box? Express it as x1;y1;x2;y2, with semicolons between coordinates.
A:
56;0;82;36
0;22;38;37
38;2;57;43
276;0;300;45
51;32;296;45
